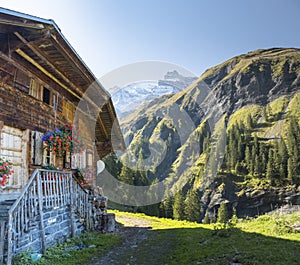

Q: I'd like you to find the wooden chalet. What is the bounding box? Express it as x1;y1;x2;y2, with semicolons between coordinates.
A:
0;8;124;264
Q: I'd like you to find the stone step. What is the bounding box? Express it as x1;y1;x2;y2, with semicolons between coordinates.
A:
0;191;20;206
0;203;14;210
0;193;21;202
0;193;20;223
0;210;8;216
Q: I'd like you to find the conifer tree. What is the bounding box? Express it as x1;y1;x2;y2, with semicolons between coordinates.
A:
246;114;254;130
288;157;296;184
102;152;122;179
135;150;149;186
237;137;244;161
245;145;251;172
266;148;276;183
160;196;174;218
217;202;229;224
254;154;262;176
173;190;185;220
287;116;300;157
250;146;256;176
253;135;259;156
259;144;267;175
278;138;288;179
119;154;135;185
184;190;201;223
142;179;160;216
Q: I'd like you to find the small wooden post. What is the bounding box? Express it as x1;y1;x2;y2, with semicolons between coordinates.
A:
0;221;6;263
37;173;46;253
69;175;75;237
6;214;13;265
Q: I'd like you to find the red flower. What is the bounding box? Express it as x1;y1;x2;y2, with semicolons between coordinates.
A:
42;124;84;157
0;158;13;186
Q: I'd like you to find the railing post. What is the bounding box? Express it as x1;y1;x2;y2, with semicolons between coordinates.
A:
37;171;46;254
0;220;5;264
69;173;75;237
6;214;13;265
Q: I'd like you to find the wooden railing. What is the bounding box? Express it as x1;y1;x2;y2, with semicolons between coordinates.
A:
6;169;92;265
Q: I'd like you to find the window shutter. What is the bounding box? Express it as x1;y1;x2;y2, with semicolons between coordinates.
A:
15;69;30;93
57;95;63;113
80;150;86;169
31;131;43;165
71;153;78;169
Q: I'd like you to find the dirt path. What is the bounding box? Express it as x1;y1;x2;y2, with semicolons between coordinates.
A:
87;215;153;265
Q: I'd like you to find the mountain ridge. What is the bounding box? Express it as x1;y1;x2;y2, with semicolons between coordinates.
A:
105;47;300;221
109;70;197;119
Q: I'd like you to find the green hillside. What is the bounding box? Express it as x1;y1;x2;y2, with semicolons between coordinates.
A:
104;48;300;222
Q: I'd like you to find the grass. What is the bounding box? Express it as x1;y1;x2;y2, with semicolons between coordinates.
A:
227;105;262;130
112;210;300;265
200;48;300;83
13;211;300;264
12;232;121;265
287;92;300;123
268;96;289;118
225;94;300;140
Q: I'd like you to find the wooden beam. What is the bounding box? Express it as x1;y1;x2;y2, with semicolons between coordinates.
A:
14;48;105;116
0;51;99;125
15;48;82;100
2;32;113;143
50;33;92;83
106;100;116;124
97;115;109;140
0;18;44;29
14;32;84;99
105;100;125;149
0;51;35;81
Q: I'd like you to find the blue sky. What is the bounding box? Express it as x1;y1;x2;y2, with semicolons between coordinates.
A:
0;0;299;79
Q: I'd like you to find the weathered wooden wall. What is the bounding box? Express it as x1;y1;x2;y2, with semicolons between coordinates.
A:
0;60;98;187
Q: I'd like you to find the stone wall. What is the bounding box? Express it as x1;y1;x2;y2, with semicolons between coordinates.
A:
15;205;84;254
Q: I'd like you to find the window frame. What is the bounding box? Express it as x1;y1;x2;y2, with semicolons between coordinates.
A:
42;86;51;105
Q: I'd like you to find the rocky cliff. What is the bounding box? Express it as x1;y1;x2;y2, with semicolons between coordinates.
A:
111;48;300;219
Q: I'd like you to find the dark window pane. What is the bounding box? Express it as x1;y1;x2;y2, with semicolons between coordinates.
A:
43;87;50;104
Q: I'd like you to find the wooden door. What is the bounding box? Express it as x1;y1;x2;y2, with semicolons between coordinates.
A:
0;125;28;191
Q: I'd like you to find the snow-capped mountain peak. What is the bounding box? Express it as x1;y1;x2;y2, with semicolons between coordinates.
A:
109;71;197;120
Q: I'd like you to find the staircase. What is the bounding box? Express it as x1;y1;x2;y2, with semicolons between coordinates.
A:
0;194;20;264
0;194;20;220
0;169;95;265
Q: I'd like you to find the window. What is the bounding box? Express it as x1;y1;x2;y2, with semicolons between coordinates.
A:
43;149;55;166
14;69;30;93
71;150;86;169
43;87;50;104
79;150;86;169
63;101;74;121
71;153;78;169
29;79;42;100
57;95;63;112
87;153;93;167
